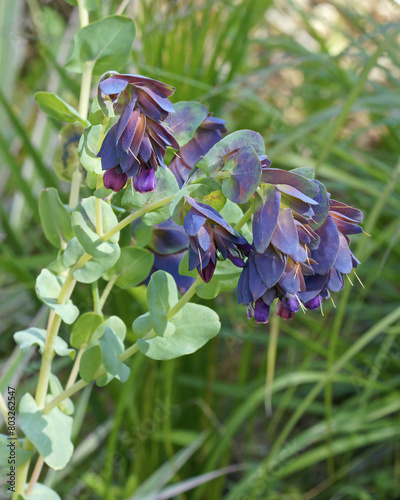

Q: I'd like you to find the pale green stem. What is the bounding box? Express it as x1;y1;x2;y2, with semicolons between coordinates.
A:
69;169;83;210
25;456;44;496
92;282;101;315
101;194;175;241
99;276;118;311
66;344;86;390
35;272;76;408
95;175;103;236
77;0;89;27
0;392;8;424
265;314;280;416
235;204;253;231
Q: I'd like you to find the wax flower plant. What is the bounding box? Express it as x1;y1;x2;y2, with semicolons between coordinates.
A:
8;19;364;500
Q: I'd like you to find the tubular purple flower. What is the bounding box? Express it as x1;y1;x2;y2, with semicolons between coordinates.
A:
183;196;250;283
97;72;179;192
103;168;127;192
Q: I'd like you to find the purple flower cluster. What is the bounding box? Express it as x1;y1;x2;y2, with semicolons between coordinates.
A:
97;73;179;192
238;165;363;323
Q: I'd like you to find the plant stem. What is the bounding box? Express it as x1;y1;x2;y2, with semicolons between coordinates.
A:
101;194;175;242
0;392;8;424
77;0;89;28
69;169;83;209
167;275;203;319
66;345;86;390
26;456;44;496
99;276;117;311
95;175;103;236
235;204;253;231
92;282;101;315
265;314;280;416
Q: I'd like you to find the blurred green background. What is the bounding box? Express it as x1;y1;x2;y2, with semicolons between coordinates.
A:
1;0;400;498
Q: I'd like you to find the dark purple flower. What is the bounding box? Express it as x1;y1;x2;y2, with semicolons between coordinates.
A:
169;114;227;186
299;198;363;308
183;196;250;283
133;167;156;192
97;73;179;193
103;168;128;192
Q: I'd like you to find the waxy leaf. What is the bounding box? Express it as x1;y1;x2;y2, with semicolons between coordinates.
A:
14;328;74;358
79;345;102;383
63;237;120;284
0;434;31;467
20;483;61;500
39;188;74;248
66;16;136;75
137;303;220;360
221;145;261;204
20;393;74;470
261;168;319;198
79;317;127;384
98;327;130;382
253;185;281;253
271;209;299;255
169;101;208;147
72;197;119;258
104;247;154;289
147;271;178;337
78;124;103;174
35;92;88;126
70;312;103;348
35;269;79;324
201;130;265;174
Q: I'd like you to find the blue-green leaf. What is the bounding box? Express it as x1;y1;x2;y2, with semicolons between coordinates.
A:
0;435;31;467
35;92;88;126
71;197;119;258
39;188;74;248
66;16;136;75
35;270;79;324
104;247;154;289
14;328;74;358
98;327;130;382
146;271;178;337
138;303;220;360
70;312;103;348
20;394;74;470
20;483;61;500
63;237;120;284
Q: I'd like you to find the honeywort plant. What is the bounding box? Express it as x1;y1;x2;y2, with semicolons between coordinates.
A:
4;4;365;500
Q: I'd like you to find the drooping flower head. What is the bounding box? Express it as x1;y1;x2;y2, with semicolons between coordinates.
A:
183;196;251;283
238;164;363;323
97;72;179;192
